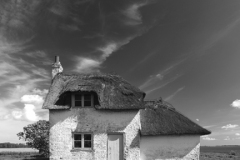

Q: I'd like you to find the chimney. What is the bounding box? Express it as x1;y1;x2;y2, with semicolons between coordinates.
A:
52;56;63;79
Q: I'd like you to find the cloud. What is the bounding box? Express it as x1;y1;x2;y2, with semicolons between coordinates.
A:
221;124;239;130
165;86;185;101
139;59;185;92
11;110;23;119
201;135;216;141
203;125;216;129
75;57;101;73
99;43;119;60
196;119;199;121
139;74;164;90
224;136;230;141
31;88;48;97
122;2;146;25
74;36;143;73
21;95;44;104
23;104;40;121
235;133;240;136
231;99;240;109
144;74;183;94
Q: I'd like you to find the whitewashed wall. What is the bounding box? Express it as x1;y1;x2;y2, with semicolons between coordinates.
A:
140;135;200;160
49;108;140;160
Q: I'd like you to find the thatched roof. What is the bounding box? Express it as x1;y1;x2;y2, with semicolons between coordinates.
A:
43;72;210;136
42;73;145;109
140;99;211;136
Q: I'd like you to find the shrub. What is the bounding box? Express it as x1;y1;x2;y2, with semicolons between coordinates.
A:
229;150;236;155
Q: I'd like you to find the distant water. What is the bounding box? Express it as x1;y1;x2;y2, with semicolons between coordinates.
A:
0;148;38;152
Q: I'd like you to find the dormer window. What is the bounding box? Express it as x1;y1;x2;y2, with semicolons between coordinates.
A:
72;92;94;107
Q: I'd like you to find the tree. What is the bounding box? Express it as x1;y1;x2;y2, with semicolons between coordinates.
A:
17;120;49;157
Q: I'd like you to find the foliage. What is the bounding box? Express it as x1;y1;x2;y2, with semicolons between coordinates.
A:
0;142;29;148
229;150;236;155
17;120;49;157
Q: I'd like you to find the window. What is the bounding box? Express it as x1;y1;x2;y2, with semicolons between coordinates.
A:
72;93;94;107
73;133;92;149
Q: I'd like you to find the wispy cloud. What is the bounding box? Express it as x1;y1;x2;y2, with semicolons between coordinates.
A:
221;124;239;130
203;125;217;129
74;57;101;73
144;74;183;94
224;136;230;141
231;99;240;109
139;60;184;90
122;1;149;26
235;133;240;136
201;135;216;141
165;86;185;101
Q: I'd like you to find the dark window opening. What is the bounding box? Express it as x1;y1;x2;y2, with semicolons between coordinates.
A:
72;91;100;107
73;133;92;149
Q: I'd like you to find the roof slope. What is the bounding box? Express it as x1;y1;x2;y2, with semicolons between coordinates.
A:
43;73;145;109
140;100;211;136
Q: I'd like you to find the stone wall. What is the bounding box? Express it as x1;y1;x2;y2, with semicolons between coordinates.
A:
140;135;200;160
49;108;140;160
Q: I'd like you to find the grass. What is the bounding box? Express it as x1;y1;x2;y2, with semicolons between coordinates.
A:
0;152;49;160
0;152;48;160
200;146;240;160
0;146;240;160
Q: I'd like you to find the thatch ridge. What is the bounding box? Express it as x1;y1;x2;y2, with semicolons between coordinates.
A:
140;100;211;136
43;73;145;110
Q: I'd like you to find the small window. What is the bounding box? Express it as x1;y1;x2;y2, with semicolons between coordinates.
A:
73;133;92;149
72;93;94;107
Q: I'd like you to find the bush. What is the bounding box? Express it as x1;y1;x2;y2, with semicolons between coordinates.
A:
229;150;236;155
17;120;49;157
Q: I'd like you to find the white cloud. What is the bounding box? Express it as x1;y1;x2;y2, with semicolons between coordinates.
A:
31;88;48;97
235;133;240;136
224;136;230;140
11;110;23;119
221;124;239;130
75;57;101;73
196;119;199;121
21;95;44;104
99;43;118;60
201;135;216;141
231;99;240;109
24;104;40;121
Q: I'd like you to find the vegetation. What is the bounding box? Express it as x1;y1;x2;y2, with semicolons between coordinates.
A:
0;143;29;148
200;146;240;160
0;152;48;160
17;120;49;158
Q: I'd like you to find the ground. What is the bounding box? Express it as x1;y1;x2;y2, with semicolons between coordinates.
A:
0;152;48;160
0;146;240;160
200;146;240;160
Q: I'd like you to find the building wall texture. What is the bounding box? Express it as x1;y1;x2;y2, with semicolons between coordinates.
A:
49;108;140;160
140;135;200;160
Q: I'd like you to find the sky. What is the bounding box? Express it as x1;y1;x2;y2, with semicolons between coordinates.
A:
0;0;240;146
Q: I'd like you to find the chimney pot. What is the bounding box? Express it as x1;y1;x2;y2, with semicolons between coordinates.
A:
55;56;59;63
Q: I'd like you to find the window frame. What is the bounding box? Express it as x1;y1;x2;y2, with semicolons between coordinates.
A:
72;132;93;150
71;92;94;107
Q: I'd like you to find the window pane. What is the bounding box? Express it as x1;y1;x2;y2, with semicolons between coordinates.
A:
84;101;91;106
84;141;91;148
84;94;91;100
75;101;82;106
75;94;82;100
84;134;91;140
74;141;81;148
74;134;81;140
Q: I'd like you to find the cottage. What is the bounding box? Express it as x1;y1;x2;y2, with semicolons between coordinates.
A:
43;56;210;160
